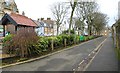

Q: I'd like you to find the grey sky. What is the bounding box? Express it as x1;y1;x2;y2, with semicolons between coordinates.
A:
14;0;120;26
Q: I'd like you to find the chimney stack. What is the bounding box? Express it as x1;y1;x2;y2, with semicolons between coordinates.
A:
47;18;51;20
22;11;25;16
41;18;44;21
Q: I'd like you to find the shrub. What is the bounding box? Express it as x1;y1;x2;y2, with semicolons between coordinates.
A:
47;37;61;49
3;34;14;54
62;29;75;34
56;35;63;46
2;34;14;43
60;34;75;45
85;36;89;41
89;36;94;40
69;35;75;44
53;37;60;48
37;37;49;52
59;34;69;45
75;35;80;44
3;28;39;57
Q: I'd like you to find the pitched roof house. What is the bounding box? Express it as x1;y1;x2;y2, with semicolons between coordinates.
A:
41;18;55;36
1;13;37;36
34;18;56;36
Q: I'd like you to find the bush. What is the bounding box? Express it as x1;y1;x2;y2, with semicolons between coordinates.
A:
60;34;75;45
37;37;49;52
85;36;89;41
69;35;75;44
75;35;80;44
62;29;75;34
56;35;63;46
89;36;94;40
3;28;39;57
47;37;62;49
2;34;14;43
3;34;14;54
53;37;60;48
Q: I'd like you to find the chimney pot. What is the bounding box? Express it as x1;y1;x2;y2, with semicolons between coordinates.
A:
37;18;40;22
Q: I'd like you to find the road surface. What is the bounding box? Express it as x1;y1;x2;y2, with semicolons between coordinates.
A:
86;37;118;71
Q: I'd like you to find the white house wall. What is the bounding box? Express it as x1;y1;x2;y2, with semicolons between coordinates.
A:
35;27;44;36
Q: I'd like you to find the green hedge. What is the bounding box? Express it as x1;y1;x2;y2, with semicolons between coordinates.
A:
3;34;98;57
2;34;14;54
89;36;94;40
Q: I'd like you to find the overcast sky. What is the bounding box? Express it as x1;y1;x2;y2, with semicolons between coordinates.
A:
14;0;120;26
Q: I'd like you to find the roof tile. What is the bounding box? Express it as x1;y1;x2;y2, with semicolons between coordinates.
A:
10;13;37;27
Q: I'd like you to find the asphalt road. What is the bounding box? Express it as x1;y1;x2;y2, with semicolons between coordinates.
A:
86;37;118;71
2;36;106;71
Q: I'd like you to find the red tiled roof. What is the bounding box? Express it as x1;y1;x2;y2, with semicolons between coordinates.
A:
10;13;37;27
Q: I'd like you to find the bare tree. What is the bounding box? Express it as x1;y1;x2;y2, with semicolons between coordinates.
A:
68;0;78;35
92;12;108;35
51;2;68;35
76;2;98;35
76;2;87;35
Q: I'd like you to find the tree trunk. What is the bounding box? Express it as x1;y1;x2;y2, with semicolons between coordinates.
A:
88;25;92;36
69;1;77;35
78;30;80;36
69;9;74;35
57;26;59;35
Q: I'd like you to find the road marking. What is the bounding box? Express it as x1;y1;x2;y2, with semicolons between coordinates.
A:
83;37;107;71
83;45;104;71
74;37;107;72
88;54;91;56
73;69;75;71
79;60;84;65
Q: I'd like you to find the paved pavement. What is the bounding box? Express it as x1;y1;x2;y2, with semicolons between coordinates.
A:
0;37;3;54
86;37;118;71
2;36;106;71
0;44;2;54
